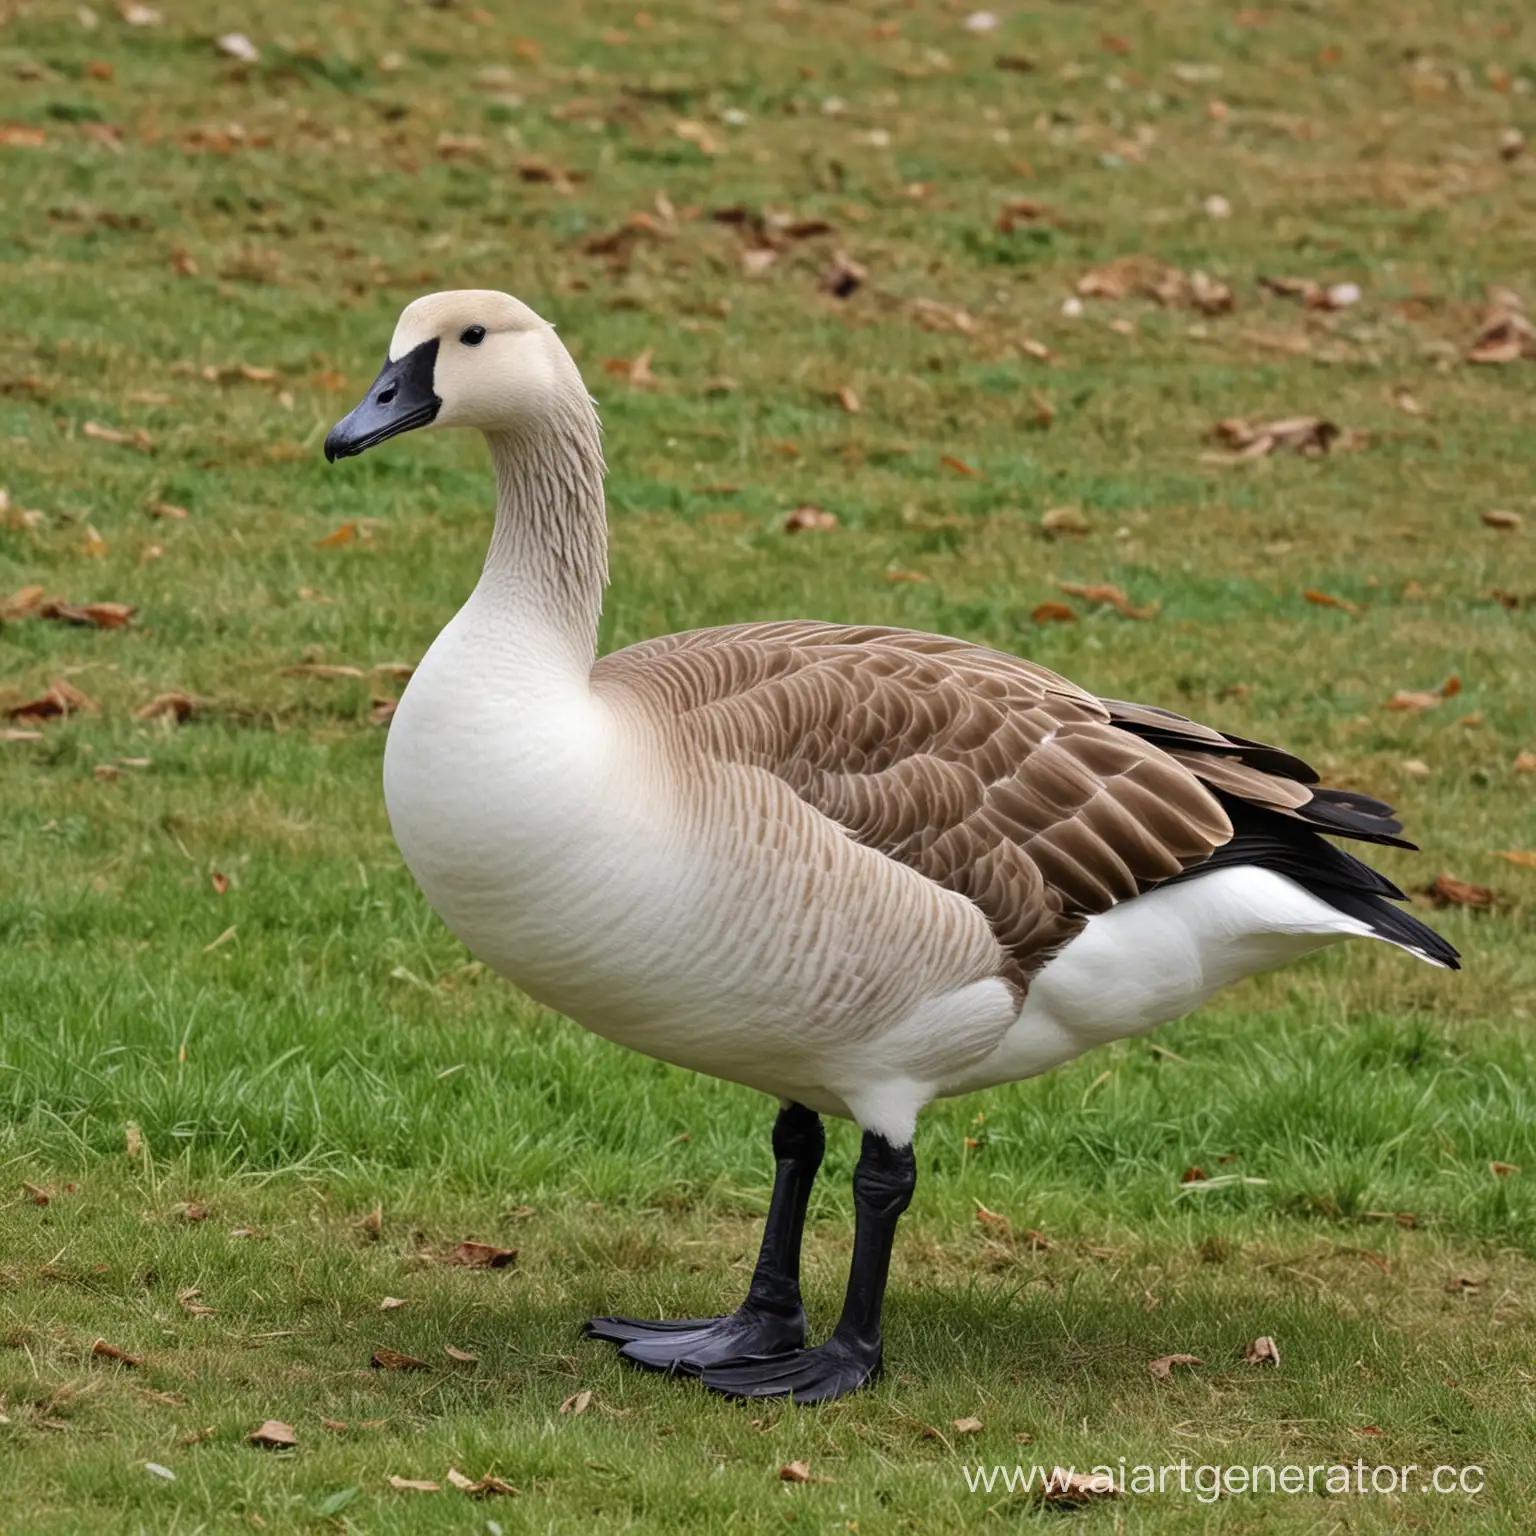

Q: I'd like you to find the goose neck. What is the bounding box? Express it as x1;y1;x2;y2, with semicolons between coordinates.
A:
477;413;608;678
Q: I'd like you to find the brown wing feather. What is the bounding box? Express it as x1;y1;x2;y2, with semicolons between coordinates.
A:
594;623;1234;990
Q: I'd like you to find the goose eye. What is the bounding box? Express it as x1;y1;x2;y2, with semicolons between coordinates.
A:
460;325;487;347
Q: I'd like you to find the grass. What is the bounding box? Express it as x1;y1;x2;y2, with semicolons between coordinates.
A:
2;0;1535;1528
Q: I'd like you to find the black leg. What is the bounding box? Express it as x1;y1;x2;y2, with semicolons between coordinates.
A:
585;1102;824;1373
699;1129;916;1403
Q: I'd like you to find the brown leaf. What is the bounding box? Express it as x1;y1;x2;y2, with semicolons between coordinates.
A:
940;454;982;479
884;569;931;584
209;871;230;896
92;1337;144;1367
1040;506;1089;537
37;598;136;629
282;663;364;679
778;1460;831;1483
1445;1276;1483;1294
446;1468;518;1495
444;1344;479;1363
820;252;867;299
1496;850;1536;871
370;696;399;727
0;126;48;148
1;585;46;621
387;1475;441;1492
783;506;838;534
371;1349;430;1371
1491;1161;1519;1177
996;199;1052;233
169;1201;210;1221
1243;1335;1280;1367
1181;1165;1207;1183
82;420;153;451
444;1241;517;1269
1418;874;1494;909
1206;415;1342;460
1057;581;1158;620
315;520;356;549
1303;588;1358;615
378;1296;408;1311
177;1287;215;1318
834;385;860;414
952;1416;983;1433
1030;601;1077;625
248;1419;296;1449
1466;302;1536;364
1481;509;1523;530
1039;1469;1118;1506
1148;1353;1202;1380
360;1203;382;1239
6;679;99;722
148;500;189;519
135;692;196;723
910;297;976;333
1516;751;1536;773
559;1389;593;1416
975;1203;1011;1230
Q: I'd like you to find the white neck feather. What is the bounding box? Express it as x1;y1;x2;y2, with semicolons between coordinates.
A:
476;390;608;680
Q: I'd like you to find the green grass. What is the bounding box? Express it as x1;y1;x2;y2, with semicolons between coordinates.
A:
2;0;1535;1529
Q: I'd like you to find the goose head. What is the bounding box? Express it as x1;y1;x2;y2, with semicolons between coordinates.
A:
323;289;574;461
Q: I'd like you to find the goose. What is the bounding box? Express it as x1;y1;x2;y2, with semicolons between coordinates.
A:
323;289;1458;1404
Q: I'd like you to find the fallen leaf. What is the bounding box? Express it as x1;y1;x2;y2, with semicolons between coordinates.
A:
1040;506;1089;537
884;569;930;584
6;679;99;722
387;1475;440;1492
778;1460;831;1483
281;664;364;679
1491;1161;1519;1177
820;252;867;299
1516;751;1536;773
370;696;398;726
1;584;46;621
1206;416;1343;460
371;1349;429;1371
1243;1335;1280;1367
1465;300;1536;364
1148;1353;1202;1380
148;500;189;519
249;1419;295;1449
910;296;977;333
1352;1425;1384;1438
952;1416;983;1433
82;525;108;557
1482;509;1523;530
834;385;860;413
169;1201;210;1221
37;598;136;629
379;1296;408;1311
0;126;48;148
940;454;982;479
178;1287;215;1318
1418;874;1494;909
1445;1276;1484;1294
360;1203;382;1239
1039;1469;1118;1506
1;728;43;742
444;1344;479;1363
119;3;161;25
1386;676;1459;712
995;198;1051;232
215;32;259;64
443;1241;517;1269
559;1389;593;1416
1031;600;1077;625
135;693;196;723
446;1467;518;1495
783;506;838;533
82;420;152;451
315;521;356;549
1303;588;1358;614
1057;580;1158;620
975;1203;1011;1230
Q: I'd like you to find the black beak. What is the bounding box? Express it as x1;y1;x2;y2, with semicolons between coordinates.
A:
323;337;442;462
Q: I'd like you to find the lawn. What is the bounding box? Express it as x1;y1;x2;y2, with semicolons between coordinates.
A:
2;0;1534;1529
